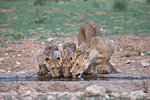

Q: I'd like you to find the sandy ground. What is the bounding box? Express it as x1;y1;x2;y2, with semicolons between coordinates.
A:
0;35;150;99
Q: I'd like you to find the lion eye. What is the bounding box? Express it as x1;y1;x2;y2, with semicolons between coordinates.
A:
52;68;54;70
57;57;60;60
76;64;79;66
45;58;49;61
70;57;72;60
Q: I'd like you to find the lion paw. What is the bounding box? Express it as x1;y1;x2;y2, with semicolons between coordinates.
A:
99;69;111;74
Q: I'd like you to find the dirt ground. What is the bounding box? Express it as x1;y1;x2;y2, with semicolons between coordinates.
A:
0;35;150;99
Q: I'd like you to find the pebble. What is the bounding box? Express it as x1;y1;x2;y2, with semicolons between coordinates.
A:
0;70;6;74
148;52;150;55
111;92;120;98
16;62;21;65
12;56;15;58
17;54;21;56
47;95;56;100
129;91;146;100
123;60;135;64
47;38;54;42
0;57;4;61
86;85;106;96
141;59;150;67
5;53;8;55
16;71;25;75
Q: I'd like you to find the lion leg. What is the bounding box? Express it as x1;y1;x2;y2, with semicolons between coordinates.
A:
83;64;94;75
99;61;111;74
37;64;48;76
108;62;118;73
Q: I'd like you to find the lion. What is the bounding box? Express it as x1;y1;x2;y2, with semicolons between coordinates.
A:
61;42;76;77
70;37;117;78
44;50;62;77
36;44;62;77
78;21;103;46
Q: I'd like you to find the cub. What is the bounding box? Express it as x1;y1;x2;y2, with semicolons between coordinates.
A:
61;42;76;77
36;45;61;77
70;37;117;78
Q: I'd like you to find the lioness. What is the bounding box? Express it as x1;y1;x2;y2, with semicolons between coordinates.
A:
78;21;103;46
70;37;117;78
61;42;76;77
36;45;61;77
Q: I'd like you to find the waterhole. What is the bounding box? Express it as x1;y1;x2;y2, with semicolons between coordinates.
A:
0;74;150;82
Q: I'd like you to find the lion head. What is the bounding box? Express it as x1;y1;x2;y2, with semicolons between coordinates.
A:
61;49;76;77
44;50;62;77
70;48;90;78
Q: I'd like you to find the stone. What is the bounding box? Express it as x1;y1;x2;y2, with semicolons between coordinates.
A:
12;56;15;58
16;62;21;65
23;97;33;100
110;92;120;98
70;94;78;100
0;70;6;74
86;85;106;96
0;58;4;62
128;91;146;100
117;69;123;73
123;60;135;64
47;95;56;100
16;71;25;75
121;92;128;97
148;52;150;55
47;38;54;42
141;53;145;56
141;59;150;67
73;92;87;97
17;54;21;56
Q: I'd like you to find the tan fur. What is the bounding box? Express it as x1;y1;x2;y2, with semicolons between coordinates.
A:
78;21;103;46
70;37;117;78
44;50;62;77
61;42;76;77
36;45;61;77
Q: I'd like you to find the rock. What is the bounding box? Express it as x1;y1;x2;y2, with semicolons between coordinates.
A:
0;58;4;61
111;63;115;66
123;60;135;64
117;69;123;73
70;95;78;100
23;97;33;100
0;70;6;74
119;48;123;51
16;62;21;65
17;54;21;56
128;91;146;100
86;85;106;96
5;53;8;55
121;92;128;97
47;38;54;42
148;52;150;56
16;71;25;75
58;43;63;47
141;59;150;67
12;56;15;58
110;92;120;98
141;53;145;56
73;92;87;97
47;95;56;100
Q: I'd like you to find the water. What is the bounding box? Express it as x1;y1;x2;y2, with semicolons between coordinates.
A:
0;75;150;82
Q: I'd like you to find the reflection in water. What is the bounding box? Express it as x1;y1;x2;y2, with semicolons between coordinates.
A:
0;75;150;82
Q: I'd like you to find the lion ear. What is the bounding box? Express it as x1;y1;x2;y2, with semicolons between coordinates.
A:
84;51;90;59
76;49;81;56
